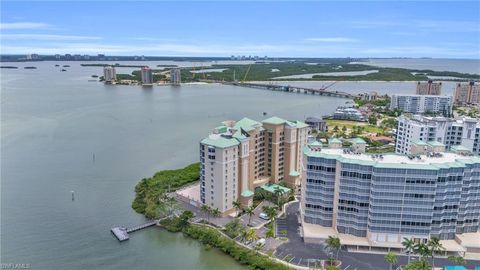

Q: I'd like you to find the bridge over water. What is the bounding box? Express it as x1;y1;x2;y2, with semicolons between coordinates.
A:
223;82;356;99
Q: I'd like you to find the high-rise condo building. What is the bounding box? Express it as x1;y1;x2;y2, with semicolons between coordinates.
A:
199;117;309;215
141;67;153;85
454;82;480;105
390;94;453;115
103;66;116;83
302;140;479;250
416;80;442;95
171;68;181;85
395;115;480;155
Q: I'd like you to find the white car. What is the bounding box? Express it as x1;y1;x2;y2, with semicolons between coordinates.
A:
256;238;266;246
259;213;269;220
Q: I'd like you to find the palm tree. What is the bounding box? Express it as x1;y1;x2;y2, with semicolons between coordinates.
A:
427;236;445;268
211;208;221;219
262;206;278;237
326;235;341;261
402;237;415;263
245;228;258;243
273;187;285;208
200;204;211;222
384;252;397;270
232;200;241;217
404;258;431;270
245;206;254;226
414;242;431;260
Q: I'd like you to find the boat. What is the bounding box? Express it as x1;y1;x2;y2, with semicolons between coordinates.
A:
24;66;37;69
263;112;268;116
55;64;60;67
63;65;70;67
91;75;99;78
61;69;67;72
0;66;18;69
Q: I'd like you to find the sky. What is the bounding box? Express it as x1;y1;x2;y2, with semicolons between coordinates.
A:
1;1;479;58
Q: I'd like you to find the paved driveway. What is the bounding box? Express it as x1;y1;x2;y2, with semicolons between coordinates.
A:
238;201;275;228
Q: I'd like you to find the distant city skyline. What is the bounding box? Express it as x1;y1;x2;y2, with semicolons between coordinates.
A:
1;1;479;58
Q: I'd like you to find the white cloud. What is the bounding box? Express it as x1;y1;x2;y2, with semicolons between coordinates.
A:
2;34;102;41
0;22;50;30
305;37;358;43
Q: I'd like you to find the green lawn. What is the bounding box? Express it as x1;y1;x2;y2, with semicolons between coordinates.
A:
326;119;383;134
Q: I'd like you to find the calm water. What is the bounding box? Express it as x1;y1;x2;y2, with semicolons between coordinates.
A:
1;59;476;269
353;58;480;74
1;61;346;270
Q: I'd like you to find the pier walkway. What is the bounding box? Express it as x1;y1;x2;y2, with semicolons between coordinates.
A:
222;81;355;99
111;220;158;242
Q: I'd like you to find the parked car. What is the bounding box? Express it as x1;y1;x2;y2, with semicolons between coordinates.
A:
256;238;266;246
259;212;269;220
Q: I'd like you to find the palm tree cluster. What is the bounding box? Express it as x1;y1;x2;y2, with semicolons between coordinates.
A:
401;236;447;269
325;236;341;265
200;204;221;223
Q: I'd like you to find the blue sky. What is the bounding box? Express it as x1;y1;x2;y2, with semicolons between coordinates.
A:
1;1;479;58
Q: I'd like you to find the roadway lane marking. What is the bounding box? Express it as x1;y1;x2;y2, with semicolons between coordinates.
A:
344;265;350;270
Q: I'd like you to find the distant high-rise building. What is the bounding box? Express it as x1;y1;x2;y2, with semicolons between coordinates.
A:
395;115;480;155
416;80;442;95
390;94;453;115
170;68;181;85
454;82;480;105
141;67;153;85
103;66;117;83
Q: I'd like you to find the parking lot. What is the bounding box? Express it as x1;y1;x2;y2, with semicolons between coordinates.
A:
238;201;275;228
274;202;480;270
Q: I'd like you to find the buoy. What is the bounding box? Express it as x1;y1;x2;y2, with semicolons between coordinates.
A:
71;191;75;201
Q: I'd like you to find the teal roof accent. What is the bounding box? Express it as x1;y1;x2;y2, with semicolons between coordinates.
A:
201;136;239;148
234;117;261;132
427;141;445;147
303;147;480;171
289;170;300;177
451;145;470;152
351;138;366;144
310;141;323;147
294;121;310;128
262;116;287;125
412;140;427;146
215;125;228;133
260;183;291;194
329;138;342;144
241;190;254;197
232;130;248;140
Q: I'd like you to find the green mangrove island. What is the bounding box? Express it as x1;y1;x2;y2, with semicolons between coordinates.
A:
132;163;199;219
104;61;480;83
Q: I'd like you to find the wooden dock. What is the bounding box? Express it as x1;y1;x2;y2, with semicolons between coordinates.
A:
111;220;158;242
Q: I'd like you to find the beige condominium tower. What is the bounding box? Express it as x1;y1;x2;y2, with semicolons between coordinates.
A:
199;116;309;215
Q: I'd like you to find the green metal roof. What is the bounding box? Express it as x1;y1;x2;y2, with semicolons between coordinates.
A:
427;141;445;147
412;140;428;146
232;130;248;140
262;116;287;125
329;138;342;144
303;147;480;170
215;125;228;133
201;136;239;149
260;183;291;194
310;141;323;147
294;121;310;128
241;190;254;197
351;138;367;144
451;145;470;152
234;117;261;132
289;170;300;177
